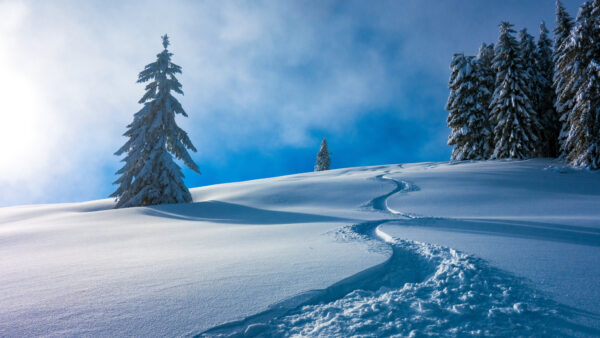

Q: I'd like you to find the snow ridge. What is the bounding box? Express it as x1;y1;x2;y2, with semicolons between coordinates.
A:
199;173;589;337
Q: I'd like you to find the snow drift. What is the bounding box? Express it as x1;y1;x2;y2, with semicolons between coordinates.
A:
0;159;599;336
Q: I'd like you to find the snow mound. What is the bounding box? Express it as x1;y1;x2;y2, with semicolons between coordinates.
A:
268;237;572;337
201;229;580;336
2;159;599;336
200;171;592;337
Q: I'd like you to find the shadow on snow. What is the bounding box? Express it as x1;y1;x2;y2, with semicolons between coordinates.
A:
197;173;600;337
141;200;352;225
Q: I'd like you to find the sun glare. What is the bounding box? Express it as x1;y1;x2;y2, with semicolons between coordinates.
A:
0;71;46;177
0;3;48;178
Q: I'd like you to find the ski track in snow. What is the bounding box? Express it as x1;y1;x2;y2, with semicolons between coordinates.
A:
199;172;597;337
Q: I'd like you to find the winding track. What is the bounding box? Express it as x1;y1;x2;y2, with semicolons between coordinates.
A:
198;174;411;337
199;173;589;337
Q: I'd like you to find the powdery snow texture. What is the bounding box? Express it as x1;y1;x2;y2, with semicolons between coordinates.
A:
1;159;599;336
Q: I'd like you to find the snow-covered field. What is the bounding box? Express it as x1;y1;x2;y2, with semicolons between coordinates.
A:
1;159;599;336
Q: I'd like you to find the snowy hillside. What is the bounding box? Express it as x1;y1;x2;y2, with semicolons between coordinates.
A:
1;159;599;336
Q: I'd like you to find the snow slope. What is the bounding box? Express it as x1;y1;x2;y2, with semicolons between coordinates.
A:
0;159;599;336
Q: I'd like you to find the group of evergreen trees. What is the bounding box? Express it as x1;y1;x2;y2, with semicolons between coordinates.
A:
446;0;600;169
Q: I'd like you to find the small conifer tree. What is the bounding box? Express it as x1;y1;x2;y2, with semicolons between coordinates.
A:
314;138;331;171
112;35;200;208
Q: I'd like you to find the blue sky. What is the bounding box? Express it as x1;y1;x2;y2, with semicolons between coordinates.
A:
0;0;583;207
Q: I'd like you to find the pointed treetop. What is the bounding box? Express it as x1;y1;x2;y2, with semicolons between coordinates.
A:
555;0;573;34
318;137;330;155
556;0;568;17
162;34;170;49
540;20;548;35
518;27;532;40
499;21;515;34
538;21;552;50
518;28;536;52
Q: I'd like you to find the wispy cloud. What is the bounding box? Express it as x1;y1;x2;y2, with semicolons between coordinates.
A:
0;0;582;206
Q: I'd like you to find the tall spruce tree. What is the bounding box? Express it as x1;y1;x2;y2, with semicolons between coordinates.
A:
536;21;559;157
314;138;331;171
518;29;538;108
562;0;600;169
476;43;496;108
518;28;544;155
112;35;200;208
476;42;496;158
446;53;493;160
554;0;575;158
490;22;541;159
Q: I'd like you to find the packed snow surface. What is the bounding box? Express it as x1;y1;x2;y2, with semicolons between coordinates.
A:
1;159;599;336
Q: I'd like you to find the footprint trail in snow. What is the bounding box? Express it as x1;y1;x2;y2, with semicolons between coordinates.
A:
200;173;594;337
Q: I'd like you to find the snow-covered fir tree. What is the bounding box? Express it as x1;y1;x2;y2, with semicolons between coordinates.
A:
112;35;200;208
446;53;493;160
490;22;541;159
536;21;559;157
476;42;496;158
562;0;600;169
518;28;544;155
314;138;331;171
476;42;496;107
553;0;575;158
518;29;538;108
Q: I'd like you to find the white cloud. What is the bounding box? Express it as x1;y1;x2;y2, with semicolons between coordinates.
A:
0;0;566;205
